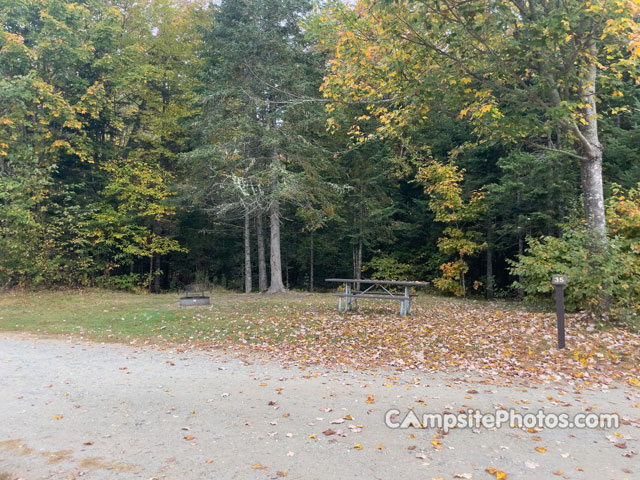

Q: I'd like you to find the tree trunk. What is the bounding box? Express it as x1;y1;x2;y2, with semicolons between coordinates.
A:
149;255;153;293
516;189;525;299
578;47;606;242
517;233;525;300
580;152;606;240
309;230;314;293
267;199;286;293
256;211;268;292
244;208;252;294
547;43;606;242
486;220;494;300
353;239;362;291
154;255;161;292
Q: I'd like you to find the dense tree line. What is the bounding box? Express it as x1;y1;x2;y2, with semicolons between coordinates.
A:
1;0;639;319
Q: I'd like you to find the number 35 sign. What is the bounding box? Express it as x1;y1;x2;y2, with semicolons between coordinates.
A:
552;275;567;348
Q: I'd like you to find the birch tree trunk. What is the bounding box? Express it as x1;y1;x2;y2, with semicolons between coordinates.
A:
577;52;606;241
256;211;268;292
244;208;251;294
548;41;606;242
267;198;286;293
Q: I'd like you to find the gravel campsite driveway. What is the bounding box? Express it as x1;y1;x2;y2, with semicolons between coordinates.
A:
0;334;638;480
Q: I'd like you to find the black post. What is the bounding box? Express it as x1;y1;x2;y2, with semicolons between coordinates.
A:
552;275;567;349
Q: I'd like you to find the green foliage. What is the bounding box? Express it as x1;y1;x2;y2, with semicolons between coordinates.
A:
365;254;411;281
512;185;640;323
95;273;150;293
418;160;486;296
0;0;639;307
511;230;640;324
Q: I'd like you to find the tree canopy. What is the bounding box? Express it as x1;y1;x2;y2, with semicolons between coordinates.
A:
1;0;639;319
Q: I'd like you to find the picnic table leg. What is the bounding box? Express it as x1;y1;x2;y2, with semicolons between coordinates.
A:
405;286;412;315
400;286;409;316
346;283;352;311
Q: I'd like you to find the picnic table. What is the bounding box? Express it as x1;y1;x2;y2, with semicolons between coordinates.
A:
325;278;428;315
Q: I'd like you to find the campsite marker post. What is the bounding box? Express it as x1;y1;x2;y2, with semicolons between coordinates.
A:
551;275;567;349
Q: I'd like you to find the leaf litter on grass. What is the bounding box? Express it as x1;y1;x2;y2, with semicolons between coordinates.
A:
193;299;640;388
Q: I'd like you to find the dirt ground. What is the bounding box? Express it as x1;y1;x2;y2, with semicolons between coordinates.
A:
0;333;638;480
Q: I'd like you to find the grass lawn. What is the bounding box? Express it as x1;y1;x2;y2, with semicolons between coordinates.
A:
0;289;333;343
1;289;638;386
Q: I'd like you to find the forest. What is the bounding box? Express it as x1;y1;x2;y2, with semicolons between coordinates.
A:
1;0;639;322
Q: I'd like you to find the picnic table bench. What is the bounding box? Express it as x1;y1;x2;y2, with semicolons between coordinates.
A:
325;278;428;315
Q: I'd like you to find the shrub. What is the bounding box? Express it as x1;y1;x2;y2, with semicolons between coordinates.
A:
95;273;150;292
511;184;640;324
365;255;412;281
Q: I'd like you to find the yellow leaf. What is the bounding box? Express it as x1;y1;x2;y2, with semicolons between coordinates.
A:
535;447;547;453
628;377;639;387
486;467;507;479
353;443;362;450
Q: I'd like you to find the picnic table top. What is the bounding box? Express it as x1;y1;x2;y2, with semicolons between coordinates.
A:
325;278;429;287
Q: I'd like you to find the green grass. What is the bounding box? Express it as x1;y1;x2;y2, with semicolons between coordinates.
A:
0;288;335;344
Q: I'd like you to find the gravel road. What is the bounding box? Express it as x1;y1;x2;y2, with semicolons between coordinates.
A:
0;334;638;480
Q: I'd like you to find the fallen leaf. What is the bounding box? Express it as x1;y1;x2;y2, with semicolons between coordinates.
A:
486;467;507;480
535;447;547;453
353;443;362;450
